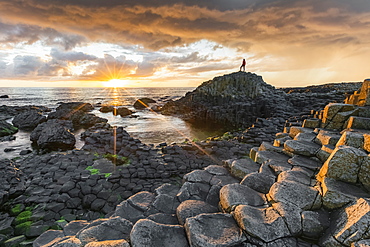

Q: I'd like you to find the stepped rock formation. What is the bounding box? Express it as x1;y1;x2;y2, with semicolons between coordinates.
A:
0;75;368;246
161;71;360;130
161;72;290;128
26;79;370;247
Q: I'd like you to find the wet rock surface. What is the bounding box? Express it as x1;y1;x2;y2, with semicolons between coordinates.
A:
30;119;76;151
0;120;18;137
48;102;107;129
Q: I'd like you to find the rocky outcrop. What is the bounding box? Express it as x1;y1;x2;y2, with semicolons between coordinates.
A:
0;120;18;137
115;107;132;117
1;78;369;246
133;98;156;109
0;105;50;121
99;105;114;113
30;119;76;150
161;72;285;129
345;78;370;106
28;80;367;247
161;72;360;130
12;109;46;130
48;102;107;128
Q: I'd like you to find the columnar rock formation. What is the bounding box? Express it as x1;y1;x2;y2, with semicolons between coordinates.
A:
0;75;368;246
345;79;370;106
161;72;290;128
161;72;360;129
28;78;370;247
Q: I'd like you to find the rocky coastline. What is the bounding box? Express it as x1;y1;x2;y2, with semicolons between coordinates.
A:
0;72;369;247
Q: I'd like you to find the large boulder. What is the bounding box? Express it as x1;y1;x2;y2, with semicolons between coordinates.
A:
64;220;90;236
48;102;105;128
176;200;218;225
113;191;155;223
336;131;365;149
56;102;94;113
133;98;156;109
115;107;132;117
268;180;322;210
317;145;367;184
150;184;181;215
99;105;114;113
319;177;370;209
288;155;322;171
284;140;320;157
12;109;46;130
184;213;246;247
219;183;266;212
320;198;370;246
0;120;18;137
233;205;290;242
78;113;108;128
240;171;276;194
76;217;133;245
288;126;314;139
228;158;260;179
30;119;75;150
32;230;66;247
314;129;342;146
130;219;189;247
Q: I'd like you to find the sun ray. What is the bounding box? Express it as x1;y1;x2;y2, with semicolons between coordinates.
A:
103;79;129;88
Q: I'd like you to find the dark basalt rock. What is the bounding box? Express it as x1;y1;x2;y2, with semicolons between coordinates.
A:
0;120;18;137
161;72;288;129
134;98;156;109
99;105;114;113
12;110;46;130
115;107;132;117
30;119;76;151
56;102;94;112
48;102;106;128
0;105;50;122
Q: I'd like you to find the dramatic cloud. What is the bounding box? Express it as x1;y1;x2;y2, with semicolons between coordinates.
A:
50;48;97;62
13;55;44;76
0;22;86;50
0;0;369;86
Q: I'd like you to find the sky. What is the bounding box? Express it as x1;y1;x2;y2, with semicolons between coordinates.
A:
0;0;370;88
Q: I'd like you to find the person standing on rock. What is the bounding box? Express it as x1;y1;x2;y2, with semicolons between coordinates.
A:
240;59;246;72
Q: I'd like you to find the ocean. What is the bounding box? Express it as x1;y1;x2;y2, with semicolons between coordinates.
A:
0;87;225;158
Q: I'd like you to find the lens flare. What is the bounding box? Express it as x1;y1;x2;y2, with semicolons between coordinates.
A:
103;79;128;88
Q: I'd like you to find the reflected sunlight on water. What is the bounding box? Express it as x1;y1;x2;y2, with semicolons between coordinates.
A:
0;87;226;150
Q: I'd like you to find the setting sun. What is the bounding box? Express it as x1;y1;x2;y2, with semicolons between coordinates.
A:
103;79;128;88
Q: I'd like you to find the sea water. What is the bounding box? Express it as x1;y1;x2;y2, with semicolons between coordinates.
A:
0;87;225;158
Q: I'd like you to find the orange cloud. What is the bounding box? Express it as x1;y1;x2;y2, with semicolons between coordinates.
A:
1;0;370;86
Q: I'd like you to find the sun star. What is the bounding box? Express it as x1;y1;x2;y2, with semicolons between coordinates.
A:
103;79;128;88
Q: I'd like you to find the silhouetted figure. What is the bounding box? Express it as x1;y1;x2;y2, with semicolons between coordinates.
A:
240;59;246;72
